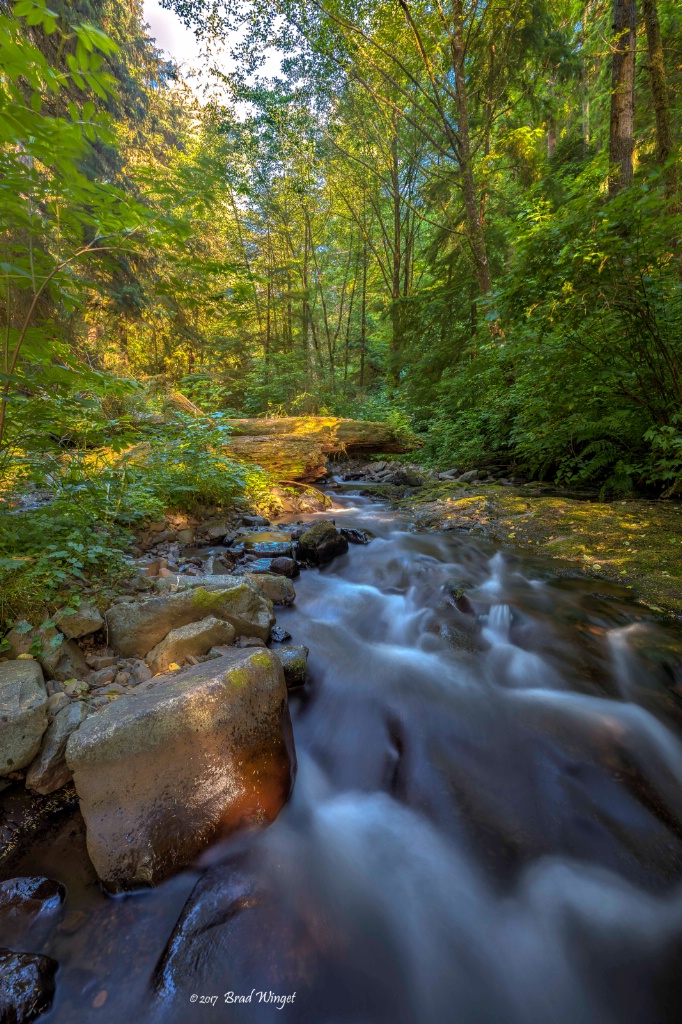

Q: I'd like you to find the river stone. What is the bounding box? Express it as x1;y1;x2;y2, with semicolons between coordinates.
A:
52;640;90;682
53;601;103;639
26;702;91;795
299;521;349;564
272;645;309;687
0;661;48;776
244;573;296;607
145;616;236;676
66;649;295;891
0;948;57;1023
241;531;293;557
106;582;275;658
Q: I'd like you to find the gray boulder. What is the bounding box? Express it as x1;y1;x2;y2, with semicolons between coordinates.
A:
26;702;91;795
53;601;103;639
66;648;295;891
145;616;236;675
106;581;275;658
0;660;48;776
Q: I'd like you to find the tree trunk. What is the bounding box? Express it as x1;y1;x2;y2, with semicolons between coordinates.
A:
608;0;636;196
642;0;676;196
360;237;368;388
451;0;492;295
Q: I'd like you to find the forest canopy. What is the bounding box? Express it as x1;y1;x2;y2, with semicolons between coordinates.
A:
1;0;681;502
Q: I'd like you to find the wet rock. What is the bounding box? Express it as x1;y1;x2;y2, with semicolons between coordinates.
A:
0;948;57;1023
272;645;309;687
26;702;91;795
269;556;299;578
146;617;236;676
299;521;349;565
443;579;476;615
340;527;372;545
52;641;90;683
241;531;293;557
244;573;296;607
53;601;103;640
232;637;267;649
269;626;292;644
66;649;295;891
0;660;48;776
0;877;65;934
106;581;275;658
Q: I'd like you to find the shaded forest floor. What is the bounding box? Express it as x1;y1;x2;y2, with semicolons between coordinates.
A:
392;481;682;616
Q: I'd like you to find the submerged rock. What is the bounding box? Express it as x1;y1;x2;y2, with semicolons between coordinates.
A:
0;948;57;1024
299;521;349;565
0;661;48;776
66;649;295;891
340;527;372;545
26;702;92;795
106;580;274;658
145;616;236;676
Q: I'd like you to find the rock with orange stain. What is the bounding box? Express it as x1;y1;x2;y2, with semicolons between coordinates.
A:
66;649;295;892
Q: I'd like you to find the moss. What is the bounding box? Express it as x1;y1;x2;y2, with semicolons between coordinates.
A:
301;520;337;544
400;483;682;616
190;587;240;614
249;651;274;670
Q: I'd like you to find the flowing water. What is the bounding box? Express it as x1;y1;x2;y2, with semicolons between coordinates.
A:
4;494;682;1023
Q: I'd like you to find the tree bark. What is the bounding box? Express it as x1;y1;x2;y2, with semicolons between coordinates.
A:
641;0;676;196
608;0;636;196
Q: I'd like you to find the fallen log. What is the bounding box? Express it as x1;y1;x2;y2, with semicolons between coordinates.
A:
225;416;419;455
225;434;329;482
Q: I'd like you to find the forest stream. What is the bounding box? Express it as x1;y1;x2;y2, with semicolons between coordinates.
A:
3;491;682;1024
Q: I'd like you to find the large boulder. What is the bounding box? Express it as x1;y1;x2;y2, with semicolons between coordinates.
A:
26;702;91;795
0;661;48;776
53;601;103;639
66;649;295;891
106;581;275;658
244;573;296;607
145;616;236;676
0;948;57;1024
298;521;349;565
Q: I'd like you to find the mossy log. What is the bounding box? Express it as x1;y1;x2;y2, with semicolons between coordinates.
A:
225;417;420;454
224;417;420;482
225;434;329;482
